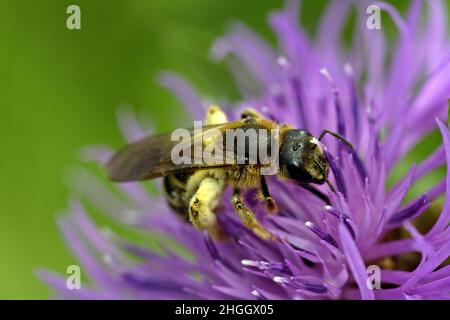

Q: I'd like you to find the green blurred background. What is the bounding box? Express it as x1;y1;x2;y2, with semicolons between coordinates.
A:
0;0;443;299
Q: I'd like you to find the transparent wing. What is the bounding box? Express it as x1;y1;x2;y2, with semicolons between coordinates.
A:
105;121;245;182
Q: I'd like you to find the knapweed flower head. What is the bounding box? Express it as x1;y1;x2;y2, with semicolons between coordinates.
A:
40;0;450;299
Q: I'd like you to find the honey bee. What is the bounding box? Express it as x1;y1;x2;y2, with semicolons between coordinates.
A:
106;105;353;240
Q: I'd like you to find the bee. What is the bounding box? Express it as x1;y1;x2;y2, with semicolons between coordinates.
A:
106;105;353;240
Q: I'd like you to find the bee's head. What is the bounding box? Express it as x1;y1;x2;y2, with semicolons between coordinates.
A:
280;129;329;184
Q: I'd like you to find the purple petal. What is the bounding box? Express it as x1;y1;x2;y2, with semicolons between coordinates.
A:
339;223;374;300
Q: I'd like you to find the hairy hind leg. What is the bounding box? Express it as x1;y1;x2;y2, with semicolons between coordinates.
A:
205;104;228;125
186;170;226;239
183;105;229;239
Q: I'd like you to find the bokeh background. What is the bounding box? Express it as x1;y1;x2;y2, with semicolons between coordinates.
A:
0;0;443;299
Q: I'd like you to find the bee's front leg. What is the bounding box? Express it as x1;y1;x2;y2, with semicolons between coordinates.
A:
231;188;276;241
260;176;278;214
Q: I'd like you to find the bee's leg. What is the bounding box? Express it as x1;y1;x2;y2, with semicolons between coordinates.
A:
231;188;276;240
205;104;228;125
240;108;263;122
260;176;278;214
187;172;226;239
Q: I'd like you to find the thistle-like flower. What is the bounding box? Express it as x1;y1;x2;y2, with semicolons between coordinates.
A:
40;0;450;299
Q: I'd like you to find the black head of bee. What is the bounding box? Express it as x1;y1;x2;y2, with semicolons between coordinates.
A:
280;129;329;184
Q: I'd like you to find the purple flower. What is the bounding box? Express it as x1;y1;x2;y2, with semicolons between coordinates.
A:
39;0;450;299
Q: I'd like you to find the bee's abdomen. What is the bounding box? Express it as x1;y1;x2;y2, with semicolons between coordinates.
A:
163;173;190;218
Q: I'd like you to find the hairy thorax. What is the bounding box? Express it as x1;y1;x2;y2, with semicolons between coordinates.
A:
225;165;262;190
